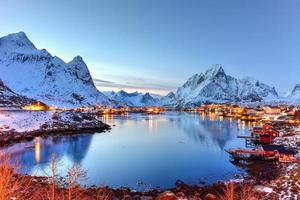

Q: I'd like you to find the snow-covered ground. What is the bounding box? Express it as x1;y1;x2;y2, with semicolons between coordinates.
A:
264;163;300;200
0;110;108;135
256;125;300;200
0;111;53;132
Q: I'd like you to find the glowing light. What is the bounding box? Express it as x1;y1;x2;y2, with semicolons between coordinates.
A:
23;101;49;111
35;137;41;163
146;107;163;114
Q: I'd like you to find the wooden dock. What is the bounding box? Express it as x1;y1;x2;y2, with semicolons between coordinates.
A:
226;148;263;156
237;135;253;139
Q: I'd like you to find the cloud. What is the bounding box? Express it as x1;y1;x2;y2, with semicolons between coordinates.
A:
93;78;114;84
93;75;178;95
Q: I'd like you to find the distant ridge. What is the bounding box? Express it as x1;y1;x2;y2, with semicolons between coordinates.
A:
104;90;160;107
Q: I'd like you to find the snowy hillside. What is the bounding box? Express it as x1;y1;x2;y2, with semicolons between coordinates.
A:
286;84;300;103
159;92;177;106
238;77;278;102
169;65;279;107
103;90;160;107
0;32;112;108
0;79;34;107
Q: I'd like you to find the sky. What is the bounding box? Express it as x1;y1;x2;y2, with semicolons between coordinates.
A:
1;0;300;95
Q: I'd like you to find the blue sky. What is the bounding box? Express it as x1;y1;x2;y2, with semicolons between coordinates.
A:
1;0;300;95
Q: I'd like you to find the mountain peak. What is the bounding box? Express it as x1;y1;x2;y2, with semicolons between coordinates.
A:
143;92;152;98
291;84;300;95
68;56;85;65
165;91;175;98
0;32;36;51
73;55;83;61
173;65;279;107
204;64;225;77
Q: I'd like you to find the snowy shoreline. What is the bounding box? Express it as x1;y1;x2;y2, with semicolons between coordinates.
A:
0;110;110;147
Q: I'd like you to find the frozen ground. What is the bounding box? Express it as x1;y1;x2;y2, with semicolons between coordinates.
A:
0;111;53;132
0;110;108;135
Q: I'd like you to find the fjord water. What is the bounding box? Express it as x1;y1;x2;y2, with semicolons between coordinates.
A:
5;112;254;190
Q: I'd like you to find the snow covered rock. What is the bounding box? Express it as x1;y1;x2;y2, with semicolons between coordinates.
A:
0;32;113;108
0;79;34;107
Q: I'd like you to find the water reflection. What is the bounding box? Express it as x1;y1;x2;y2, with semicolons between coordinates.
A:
3;112;252;190
168;112;239;150
35;137;41;163
4;134;93;169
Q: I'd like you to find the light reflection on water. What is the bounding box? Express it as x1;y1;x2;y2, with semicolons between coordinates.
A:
3;112;257;190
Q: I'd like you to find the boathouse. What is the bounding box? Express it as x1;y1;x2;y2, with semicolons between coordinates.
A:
262;145;296;162
259;134;272;144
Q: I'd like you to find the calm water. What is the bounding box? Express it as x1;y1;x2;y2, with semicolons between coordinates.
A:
4;112;255;190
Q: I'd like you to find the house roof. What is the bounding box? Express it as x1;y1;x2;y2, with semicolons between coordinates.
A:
265;128;279;133
262;145;296;155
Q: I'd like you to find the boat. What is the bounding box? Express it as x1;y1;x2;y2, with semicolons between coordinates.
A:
225;148;266;161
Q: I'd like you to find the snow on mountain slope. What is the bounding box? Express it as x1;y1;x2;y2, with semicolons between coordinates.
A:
238;77;278;102
171;65;279;107
286;84;300;103
104;90;160;107
0;32;112;108
0;79;35;107
160;92;177;106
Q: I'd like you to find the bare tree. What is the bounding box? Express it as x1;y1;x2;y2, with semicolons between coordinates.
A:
238;181;257;200
220;180;236;200
0;151;32;200
44;154;63;200
66;164;86;200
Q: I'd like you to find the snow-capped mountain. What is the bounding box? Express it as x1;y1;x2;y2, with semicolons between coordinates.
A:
0;32;112;108
286;84;300;103
170;65;279;107
0;79;34;107
238;77;278;102
104;90;160;107
159;92;177;106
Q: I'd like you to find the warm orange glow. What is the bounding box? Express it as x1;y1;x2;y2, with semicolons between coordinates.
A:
35;137;41;163
22;102;48;111
146;107;163;114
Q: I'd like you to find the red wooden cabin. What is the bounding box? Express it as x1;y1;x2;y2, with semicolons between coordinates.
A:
259;134;272;144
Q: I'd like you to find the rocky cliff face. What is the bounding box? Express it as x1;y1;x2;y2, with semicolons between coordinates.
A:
0;79;34;107
0;32;112;108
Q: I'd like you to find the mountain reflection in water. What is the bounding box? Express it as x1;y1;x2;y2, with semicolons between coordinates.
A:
3;112;256;190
